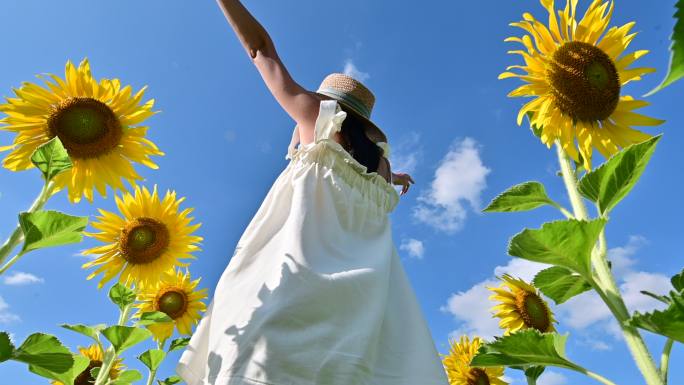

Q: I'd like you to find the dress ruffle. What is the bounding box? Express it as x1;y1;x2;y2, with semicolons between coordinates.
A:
287;139;400;214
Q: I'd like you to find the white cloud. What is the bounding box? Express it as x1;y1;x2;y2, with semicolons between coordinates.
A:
342;59;370;82
0;295;20;324
440;259;548;340
413;138;491;233
400;238;425;259
388;131;421;175
538;371;568;385
3;271;44;286
607;235;647;278
441;236;671;346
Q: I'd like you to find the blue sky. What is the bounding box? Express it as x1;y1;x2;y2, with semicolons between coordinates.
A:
0;1;682;384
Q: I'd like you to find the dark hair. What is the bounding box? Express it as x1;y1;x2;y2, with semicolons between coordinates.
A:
338;107;384;173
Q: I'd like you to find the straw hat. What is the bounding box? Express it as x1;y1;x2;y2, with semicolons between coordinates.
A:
314;73;388;143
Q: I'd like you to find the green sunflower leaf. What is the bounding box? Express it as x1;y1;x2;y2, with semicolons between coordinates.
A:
136;311;173;326
13;333;74;373
578;135;661;214
628;292;684;343
0;331;14;362
19;210;88;253
157;375;183;385
471;330;585;372
90;366;101;379
646;0;684;95
28;354;89;385
109;283;136;311
483;182;562;213
60;323;107;343
533;266;593;305
138;349;166;371
101;326;152;354
113;369;144;383
168;337;191;352
508;218;606;278
671;268;684;293
30;137;73;181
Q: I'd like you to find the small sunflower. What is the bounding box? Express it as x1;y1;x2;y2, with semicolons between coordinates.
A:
500;0;664;169
133;268;208;342
488;274;557;334
440;335;508;385
51;344;124;385
82;185;202;288
0;58;163;202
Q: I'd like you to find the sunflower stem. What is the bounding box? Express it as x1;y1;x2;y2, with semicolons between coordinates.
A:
0;250;26;275
660;338;674;384
526;373;538;385
584;370;619;385
0;181;57;272
94;346;116;385
555;142;663;385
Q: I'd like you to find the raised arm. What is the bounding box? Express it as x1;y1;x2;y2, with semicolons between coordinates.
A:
215;0;320;140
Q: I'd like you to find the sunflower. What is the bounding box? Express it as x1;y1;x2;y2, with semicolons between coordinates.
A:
487;274;557;334
82;184;202;288
500;0;663;169
440;335;508;385
0;58;163;202
51;344;124;385
133;268;208;342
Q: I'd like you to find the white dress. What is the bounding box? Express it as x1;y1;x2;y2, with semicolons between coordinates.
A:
176;99;449;385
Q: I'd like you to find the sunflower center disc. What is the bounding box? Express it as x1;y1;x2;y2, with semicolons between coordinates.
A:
158;290;188;319
517;291;551;332
47;97;122;159
74;359;102;385
468;368;491;385
119;217;170;264
547;41;620;121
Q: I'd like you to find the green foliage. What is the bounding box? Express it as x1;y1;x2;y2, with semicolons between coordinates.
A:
671;268;684;293
508;219;606;278
13;333;74;373
136;311;173;326
470;330;585;372
157;375;183;385
29;354;89;385
483;182;561;213
578;136;661;215
138;349;166;371
101;326;152;354
19;210;88;253
0;332;13;362
61;323;107;343
533;266;593;305
646;0;684;95
629;292;684;343
112;369;144;384
30;137;73;181
168;337;190;353
109;283;136;311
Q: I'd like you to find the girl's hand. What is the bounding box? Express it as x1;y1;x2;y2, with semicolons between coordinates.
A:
392;172;415;195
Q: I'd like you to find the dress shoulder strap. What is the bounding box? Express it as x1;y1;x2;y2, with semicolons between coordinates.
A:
314;99;347;143
285;99;348;160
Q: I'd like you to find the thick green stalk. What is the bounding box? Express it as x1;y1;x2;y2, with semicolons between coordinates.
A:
660;338;674;384
0;181;57;268
554;142;663;385
526;374;537;385
95;302;134;385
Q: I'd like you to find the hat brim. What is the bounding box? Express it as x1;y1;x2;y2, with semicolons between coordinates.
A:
314;92;387;143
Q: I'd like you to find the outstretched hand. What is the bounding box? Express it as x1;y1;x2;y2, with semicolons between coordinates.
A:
392;172;415;196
